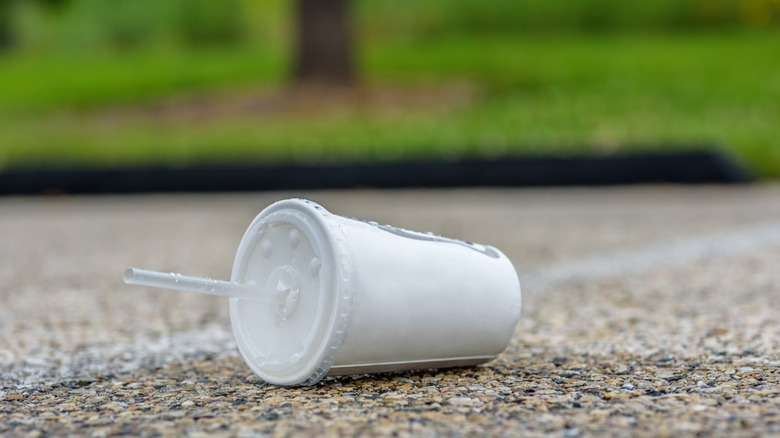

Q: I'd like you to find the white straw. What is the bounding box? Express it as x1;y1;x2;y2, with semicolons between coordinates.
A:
123;267;273;303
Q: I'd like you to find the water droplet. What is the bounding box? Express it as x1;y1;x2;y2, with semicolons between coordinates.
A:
260;238;272;257
288;228;300;248
309;257;321;275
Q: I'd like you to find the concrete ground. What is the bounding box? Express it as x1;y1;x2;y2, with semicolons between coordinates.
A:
1;186;779;437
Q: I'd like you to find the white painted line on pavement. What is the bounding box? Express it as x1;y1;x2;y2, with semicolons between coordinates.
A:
522;221;780;292
1;326;237;388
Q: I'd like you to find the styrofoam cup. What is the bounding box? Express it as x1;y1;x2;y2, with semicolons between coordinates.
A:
125;198;521;386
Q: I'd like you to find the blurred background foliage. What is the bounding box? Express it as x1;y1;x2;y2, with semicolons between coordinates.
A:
0;0;778;176
361;0;780;36
6;0;248;50
5;0;780;51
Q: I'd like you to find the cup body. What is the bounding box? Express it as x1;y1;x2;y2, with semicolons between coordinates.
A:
229;199;521;386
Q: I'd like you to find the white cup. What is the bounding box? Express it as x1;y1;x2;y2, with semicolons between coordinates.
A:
125;199;521;386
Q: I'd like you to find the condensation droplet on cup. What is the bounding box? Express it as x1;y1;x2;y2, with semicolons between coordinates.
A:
260;238;273;257
310;257;321;276
289;229;300;248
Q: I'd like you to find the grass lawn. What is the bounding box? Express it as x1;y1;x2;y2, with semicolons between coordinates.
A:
1;31;778;177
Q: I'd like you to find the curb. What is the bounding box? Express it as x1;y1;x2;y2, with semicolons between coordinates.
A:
0;150;751;195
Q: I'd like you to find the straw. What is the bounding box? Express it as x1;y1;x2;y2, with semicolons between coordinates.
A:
123;267;273;303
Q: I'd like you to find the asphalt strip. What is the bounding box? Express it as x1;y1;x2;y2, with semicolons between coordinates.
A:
3;219;780;388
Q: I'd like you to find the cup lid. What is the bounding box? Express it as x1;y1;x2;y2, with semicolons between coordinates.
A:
229;199;353;385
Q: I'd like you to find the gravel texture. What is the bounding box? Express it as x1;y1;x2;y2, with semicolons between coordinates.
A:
1;187;779;437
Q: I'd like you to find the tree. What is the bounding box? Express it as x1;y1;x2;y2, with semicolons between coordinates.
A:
293;0;356;86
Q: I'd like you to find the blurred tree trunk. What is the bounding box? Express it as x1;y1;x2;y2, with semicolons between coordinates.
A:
294;0;355;86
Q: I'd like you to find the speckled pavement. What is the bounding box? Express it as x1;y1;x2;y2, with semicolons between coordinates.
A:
1;187;779;437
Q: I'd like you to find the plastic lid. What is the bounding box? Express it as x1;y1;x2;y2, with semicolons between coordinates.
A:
228;199;353;385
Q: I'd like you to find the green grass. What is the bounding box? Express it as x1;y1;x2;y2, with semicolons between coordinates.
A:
1;31;779;177
0;46;285;112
